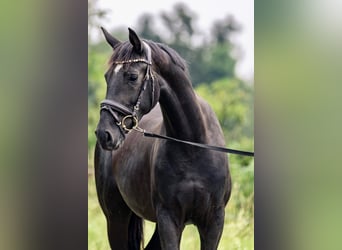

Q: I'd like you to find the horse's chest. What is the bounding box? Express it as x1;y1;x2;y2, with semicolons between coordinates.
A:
114;158;156;221
153;150;227;196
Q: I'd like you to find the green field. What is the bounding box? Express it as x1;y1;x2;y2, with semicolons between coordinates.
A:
88;160;254;250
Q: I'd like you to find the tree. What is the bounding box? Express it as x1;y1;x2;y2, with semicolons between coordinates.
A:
88;0;109;41
211;15;241;44
134;4;240;86
137;14;162;43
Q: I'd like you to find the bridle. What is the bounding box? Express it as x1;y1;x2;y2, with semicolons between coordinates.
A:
100;41;154;135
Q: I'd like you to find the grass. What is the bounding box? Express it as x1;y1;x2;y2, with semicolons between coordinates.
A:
88;161;254;250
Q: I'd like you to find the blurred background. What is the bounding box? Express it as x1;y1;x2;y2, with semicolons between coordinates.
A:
88;0;254;249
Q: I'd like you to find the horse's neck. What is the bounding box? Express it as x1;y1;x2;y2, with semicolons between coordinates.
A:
158;70;207;142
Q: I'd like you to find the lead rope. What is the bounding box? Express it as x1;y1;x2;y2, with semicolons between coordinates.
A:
132;126;254;157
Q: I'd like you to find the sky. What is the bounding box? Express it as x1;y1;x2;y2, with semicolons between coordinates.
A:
93;0;253;81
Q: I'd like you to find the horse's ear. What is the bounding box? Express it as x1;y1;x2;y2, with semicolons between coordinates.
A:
101;27;121;48
128;27;143;54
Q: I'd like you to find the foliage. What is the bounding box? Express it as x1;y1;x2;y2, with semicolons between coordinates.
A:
196;78;254;166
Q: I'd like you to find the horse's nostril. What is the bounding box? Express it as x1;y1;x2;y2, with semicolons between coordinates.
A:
95;129;114;144
105;130;113;143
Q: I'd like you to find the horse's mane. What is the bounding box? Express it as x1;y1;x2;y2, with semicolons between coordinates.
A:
109;40;188;74
149;42;187;71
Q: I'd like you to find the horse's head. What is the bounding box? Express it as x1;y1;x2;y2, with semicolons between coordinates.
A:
95;28;160;150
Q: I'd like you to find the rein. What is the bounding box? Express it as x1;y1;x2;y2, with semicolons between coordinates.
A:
100;41;254;157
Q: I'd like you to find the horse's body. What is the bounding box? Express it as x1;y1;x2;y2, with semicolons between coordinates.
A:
95;28;231;250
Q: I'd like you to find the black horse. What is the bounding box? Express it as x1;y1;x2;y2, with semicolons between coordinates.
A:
95;27;231;250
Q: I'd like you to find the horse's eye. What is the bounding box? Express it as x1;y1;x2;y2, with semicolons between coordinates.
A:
129;74;138;82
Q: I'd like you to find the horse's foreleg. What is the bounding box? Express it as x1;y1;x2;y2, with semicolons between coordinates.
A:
95;145;138;249
106;212;130;250
98;183;133;250
156;207;184;250
197;207;225;250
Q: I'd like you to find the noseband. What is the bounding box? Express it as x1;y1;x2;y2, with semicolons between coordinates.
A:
100;41;154;135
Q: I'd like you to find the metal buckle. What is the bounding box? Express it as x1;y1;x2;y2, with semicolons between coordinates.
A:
121;115;138;132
